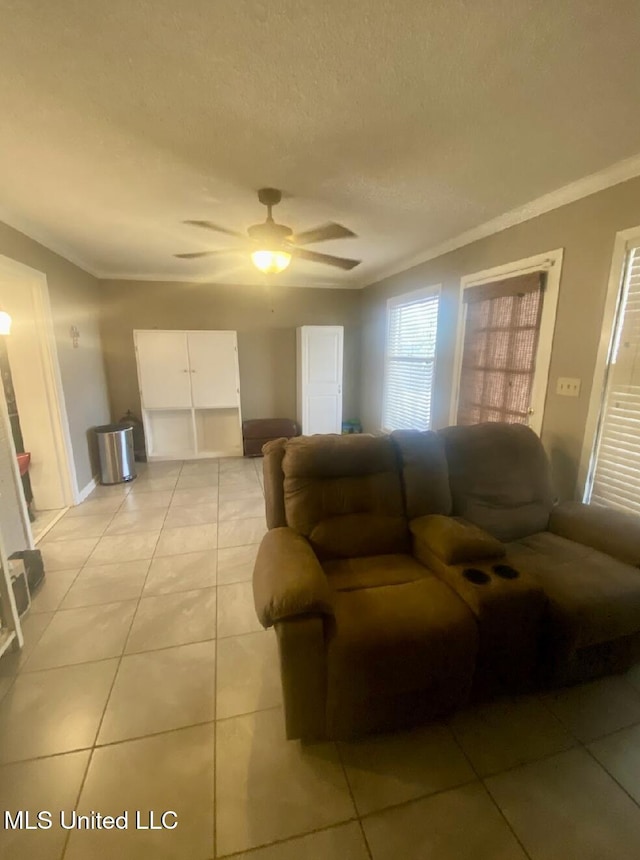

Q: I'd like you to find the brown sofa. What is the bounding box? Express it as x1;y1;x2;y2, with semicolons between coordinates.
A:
440;423;640;686
253;423;640;740
254;433;478;740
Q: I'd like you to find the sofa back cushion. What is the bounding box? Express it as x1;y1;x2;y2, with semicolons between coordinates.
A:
440;423;555;541
391;430;452;519
282;434;409;558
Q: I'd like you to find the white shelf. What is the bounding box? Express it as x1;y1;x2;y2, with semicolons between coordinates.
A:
146;409;195;458
135;330;243;460
195;408;242;456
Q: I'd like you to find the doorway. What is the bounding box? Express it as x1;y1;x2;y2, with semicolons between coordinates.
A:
0;255;76;542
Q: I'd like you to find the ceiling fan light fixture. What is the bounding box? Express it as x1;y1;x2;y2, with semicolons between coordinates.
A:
178;188;360;272
251;249;292;274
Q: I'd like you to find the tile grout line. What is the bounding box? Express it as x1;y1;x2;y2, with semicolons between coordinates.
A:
448;718;535;860
57;486;133;860
334;740;375;860
0;610;58;703
0;704;283;772
581;742;640;811
214;818;360;860
534;686;640;812
58;467;165;860
22;497;128;668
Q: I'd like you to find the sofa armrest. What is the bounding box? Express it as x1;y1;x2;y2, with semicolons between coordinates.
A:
253;527;334;628
548;501;640;566
410;514;505;565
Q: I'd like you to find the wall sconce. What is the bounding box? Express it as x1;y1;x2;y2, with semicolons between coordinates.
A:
0;308;12;336
70;326;80;348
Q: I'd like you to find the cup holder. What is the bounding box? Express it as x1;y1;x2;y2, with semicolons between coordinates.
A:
492;564;519;580
463;567;490;585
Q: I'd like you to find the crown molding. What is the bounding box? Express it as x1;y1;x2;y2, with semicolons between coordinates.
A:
0;209;101;277
366;151;640;287
96;271;364;289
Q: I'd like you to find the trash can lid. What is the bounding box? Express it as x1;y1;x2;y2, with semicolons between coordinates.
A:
95;423;132;433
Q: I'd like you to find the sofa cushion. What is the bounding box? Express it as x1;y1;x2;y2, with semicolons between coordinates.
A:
549;500;640;567
282;434;409;558
440;423;555;541
390;430;452;518
507;531;640;653
325;572;478;737
323;553;427;591
410;514;505;565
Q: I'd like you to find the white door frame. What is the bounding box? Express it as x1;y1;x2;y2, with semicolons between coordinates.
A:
577;225;640;500
449;248;564;434
0;254;77;508
0;368;35;551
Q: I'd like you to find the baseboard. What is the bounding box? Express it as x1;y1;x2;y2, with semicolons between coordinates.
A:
77;475;98;503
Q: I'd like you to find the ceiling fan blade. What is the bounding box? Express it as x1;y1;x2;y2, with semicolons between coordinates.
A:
290;222;356;246
183;219;245;239
174;250;236;259
291;248;361;270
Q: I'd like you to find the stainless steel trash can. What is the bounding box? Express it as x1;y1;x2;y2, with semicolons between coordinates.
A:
95;424;136;484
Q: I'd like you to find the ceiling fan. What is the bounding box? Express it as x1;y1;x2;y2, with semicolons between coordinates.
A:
175;188;361;274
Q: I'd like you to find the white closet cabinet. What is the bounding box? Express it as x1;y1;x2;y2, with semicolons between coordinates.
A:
134;330;243;459
297;326;344;435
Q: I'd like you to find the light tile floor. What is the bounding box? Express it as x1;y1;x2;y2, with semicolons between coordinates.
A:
2;457;640;858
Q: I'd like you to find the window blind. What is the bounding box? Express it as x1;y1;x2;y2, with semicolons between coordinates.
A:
457;272;545;426
590;246;640;513
382;289;439;432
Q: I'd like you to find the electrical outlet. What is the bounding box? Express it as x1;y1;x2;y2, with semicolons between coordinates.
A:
556;377;581;397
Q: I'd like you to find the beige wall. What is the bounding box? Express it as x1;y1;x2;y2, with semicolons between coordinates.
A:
99;280;362;428
0;222;110;493
361;176;640;500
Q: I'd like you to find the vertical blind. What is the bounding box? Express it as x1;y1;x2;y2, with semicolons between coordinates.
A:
382;289;440;431
457;272;545;426
590;246;640;513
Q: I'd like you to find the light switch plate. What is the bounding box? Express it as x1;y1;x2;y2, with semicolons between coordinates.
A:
557;377;581;397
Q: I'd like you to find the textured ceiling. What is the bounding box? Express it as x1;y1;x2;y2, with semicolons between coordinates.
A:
1;0;640;287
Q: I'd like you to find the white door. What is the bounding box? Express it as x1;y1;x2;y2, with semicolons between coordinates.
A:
187;331;240;408
298;326;343;434
135;331;192;408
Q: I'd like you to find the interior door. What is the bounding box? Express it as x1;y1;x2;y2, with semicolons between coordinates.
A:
187;331;239;408
300;326;343;434
135;331;192;408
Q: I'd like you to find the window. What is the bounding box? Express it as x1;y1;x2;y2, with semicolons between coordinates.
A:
587;244;640;513
382;287;440;432
456;272;545;426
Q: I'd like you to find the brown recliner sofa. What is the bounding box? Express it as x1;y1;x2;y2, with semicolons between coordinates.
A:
253;433;478;740
253;423;640;740
440;422;640;686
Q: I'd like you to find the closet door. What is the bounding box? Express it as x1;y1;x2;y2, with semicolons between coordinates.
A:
187;331;239;408
135;331;192;408
297;326;343;434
